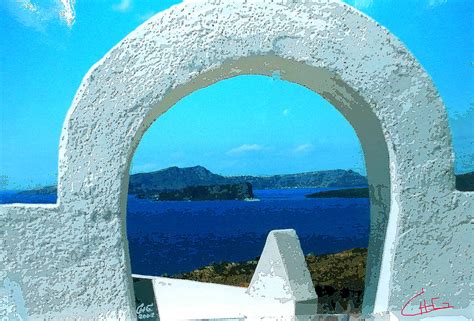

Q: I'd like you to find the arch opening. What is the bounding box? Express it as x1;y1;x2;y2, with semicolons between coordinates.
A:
121;55;392;315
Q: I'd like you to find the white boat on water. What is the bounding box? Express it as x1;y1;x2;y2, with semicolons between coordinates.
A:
244;197;260;202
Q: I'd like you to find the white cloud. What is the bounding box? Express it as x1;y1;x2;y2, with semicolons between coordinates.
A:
137;11;155;22
353;0;374;9
292;143;314;154
347;0;448;9
226;144;264;156
58;0;75;27
22;0;38;12
282;108;290;116
130;163;159;174
428;0;447;7
113;0;132;12
5;0;75;30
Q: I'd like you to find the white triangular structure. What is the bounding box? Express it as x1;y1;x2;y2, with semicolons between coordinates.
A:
246;229;318;315
136;229;318;320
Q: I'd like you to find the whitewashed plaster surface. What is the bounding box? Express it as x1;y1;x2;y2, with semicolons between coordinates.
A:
1;0;473;320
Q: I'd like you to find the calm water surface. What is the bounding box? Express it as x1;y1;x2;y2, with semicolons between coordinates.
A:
1;188;369;276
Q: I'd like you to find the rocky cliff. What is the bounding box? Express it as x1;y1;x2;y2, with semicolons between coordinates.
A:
137;182;254;201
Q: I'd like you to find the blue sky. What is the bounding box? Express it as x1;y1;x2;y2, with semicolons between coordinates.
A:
0;0;472;190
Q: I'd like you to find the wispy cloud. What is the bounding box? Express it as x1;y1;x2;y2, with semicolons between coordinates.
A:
5;0;75;30
282;108;290;116
353;0;374;9
427;0;447;7
58;0;75;27
130;163;159;174
347;0;448;9
22;0;38;12
226;144;264;156
292;143;314;154
113;0;132;12
137;11;155;22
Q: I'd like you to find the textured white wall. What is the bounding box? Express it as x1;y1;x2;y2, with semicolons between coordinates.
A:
1;0;472;320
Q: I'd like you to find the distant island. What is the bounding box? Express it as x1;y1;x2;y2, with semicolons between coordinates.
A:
136;182;254;201
306;187;369;199
19;165;368;199
19;185;57;195
127;165;368;194
304;171;474;198
18;166;474;200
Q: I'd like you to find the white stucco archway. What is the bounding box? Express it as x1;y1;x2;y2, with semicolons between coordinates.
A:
1;0;472;320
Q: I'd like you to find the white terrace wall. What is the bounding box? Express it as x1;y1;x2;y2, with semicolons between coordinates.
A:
1;0;473;320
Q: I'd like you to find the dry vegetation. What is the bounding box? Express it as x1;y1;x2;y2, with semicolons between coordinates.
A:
171;248;367;313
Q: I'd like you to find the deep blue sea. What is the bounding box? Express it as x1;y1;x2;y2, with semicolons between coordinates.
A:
0;188;370;276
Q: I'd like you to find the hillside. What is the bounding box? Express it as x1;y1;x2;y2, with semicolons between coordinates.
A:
129;166;368;194
172;248;368;314
306;187;369;198
228;169;367;189
129;166;228;194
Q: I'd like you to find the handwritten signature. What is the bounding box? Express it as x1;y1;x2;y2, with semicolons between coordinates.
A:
401;288;454;316
136;303;156;320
